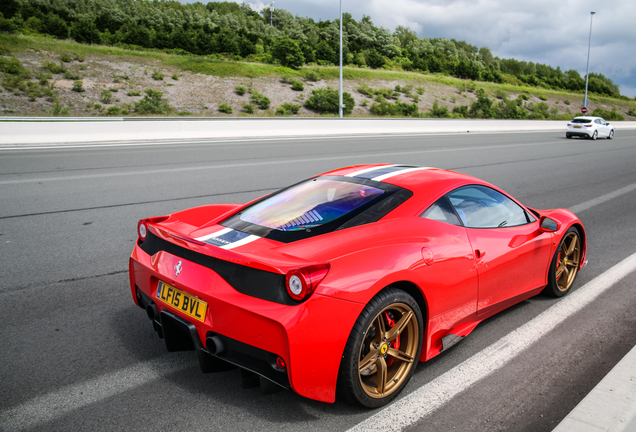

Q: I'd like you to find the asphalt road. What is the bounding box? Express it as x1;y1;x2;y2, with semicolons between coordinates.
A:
1;130;635;431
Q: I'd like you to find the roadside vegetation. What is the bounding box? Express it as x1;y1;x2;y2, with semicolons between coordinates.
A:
0;0;634;118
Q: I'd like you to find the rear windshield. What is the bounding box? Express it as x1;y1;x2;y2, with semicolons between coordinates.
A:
571;118;592;123
241;179;384;231
222;176;410;242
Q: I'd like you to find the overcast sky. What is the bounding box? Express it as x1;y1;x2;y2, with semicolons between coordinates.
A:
185;0;636;98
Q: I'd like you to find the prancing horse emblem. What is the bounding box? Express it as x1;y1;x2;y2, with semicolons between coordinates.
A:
174;260;182;277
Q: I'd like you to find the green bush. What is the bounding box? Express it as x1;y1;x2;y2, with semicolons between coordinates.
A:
177;111;191;116
358;84;375;97
242;103;255;114
127;90;141;96
303;69;321;82
495;99;528;119
291;80;304;91
63;70;80;80
134;89;173;115
564;99;571;105
73;52;86;62
101;89;112;104
495;89;507;100
452;105;469;118
538;95;548;101
0;58;32;79
271;37;305;69
234;86;246;96
106;106;121;116
276;103;301;115
304;87;354;115
218;103;233;114
429;100;450;118
43;61;65;74
627;108;636;116
250;91;270;110
416;86;426;95
171;74;179;80
151;71;164;80
72;80;85;92
51;99;69;116
370;97;419;117
591;107;625;121
60;53;72;63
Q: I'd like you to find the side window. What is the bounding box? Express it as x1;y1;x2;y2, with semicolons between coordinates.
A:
446;185;531;228
420;197;461;226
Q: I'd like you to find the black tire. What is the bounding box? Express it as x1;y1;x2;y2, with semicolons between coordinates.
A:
543;227;582;297
607;129;614;139
338;288;423;408
566;133;572;139
591;130;598;140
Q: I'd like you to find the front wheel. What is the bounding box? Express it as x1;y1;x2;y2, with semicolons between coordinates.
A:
338;288;423;408
607;129;614;139
543;227;582;297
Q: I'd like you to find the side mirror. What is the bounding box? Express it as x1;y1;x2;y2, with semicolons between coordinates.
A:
540;216;560;232
606;122;611;125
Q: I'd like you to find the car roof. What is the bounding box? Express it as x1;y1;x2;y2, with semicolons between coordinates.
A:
572;116;601;121
320;164;489;198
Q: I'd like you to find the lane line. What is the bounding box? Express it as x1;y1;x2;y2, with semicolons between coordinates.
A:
346;252;636;432
568;182;636;214
0;356;191;431
0;141;556;186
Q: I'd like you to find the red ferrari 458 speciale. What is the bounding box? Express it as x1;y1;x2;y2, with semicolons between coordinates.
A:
129;164;586;407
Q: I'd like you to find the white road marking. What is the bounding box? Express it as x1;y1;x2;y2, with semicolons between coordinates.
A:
346;251;636;432
0;141;553;186
0;356;191;431
568;182;636;214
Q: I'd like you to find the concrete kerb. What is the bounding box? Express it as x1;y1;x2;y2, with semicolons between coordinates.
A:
3;118;636;147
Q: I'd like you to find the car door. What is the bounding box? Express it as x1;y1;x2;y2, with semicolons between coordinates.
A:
445;185;554;315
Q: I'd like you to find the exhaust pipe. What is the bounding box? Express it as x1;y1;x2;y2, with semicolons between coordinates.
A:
146;304;159;321
206;335;226;355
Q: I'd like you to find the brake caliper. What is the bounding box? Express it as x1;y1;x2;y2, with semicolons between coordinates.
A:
383;311;400;366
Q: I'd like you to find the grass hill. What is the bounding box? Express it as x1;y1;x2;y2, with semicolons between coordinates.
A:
1;34;635;120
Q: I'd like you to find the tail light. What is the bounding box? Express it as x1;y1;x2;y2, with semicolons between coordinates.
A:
584;124;592;127
285;264;330;301
138;219;149;241
137;216;169;242
567;123;571;126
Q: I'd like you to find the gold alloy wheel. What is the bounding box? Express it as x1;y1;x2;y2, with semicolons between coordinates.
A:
555;232;581;292
357;303;419;399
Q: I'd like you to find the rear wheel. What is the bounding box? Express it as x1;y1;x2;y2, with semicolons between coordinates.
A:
338;288;423;408
566;133;572;139
543;227;582;297
591;130;598;140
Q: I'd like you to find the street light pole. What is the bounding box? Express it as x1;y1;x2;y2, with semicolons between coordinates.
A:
339;0;343;118
583;11;596;109
270;2;274;27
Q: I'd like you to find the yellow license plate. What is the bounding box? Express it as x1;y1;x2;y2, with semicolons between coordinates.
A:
156;281;208;323
574;126;582;128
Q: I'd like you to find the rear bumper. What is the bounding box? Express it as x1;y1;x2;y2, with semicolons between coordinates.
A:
566;129;592;137
129;244;364;403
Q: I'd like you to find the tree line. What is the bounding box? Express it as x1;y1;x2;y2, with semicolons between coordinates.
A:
0;0;620;97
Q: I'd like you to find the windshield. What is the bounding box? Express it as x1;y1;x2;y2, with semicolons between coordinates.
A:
571;118;592;123
240;178;385;231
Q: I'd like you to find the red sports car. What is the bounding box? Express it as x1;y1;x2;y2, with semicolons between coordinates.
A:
129;164;586;408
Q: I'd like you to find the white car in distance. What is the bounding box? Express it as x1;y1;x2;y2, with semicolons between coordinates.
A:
566;116;614;140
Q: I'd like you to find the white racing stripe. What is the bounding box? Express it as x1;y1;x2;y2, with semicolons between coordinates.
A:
346;252;636;432
0;355;191;431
